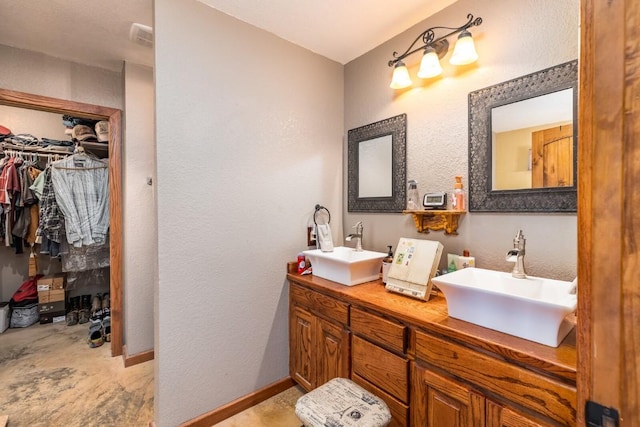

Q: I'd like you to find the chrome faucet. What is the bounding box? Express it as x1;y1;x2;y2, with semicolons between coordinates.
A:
505;229;527;279
346;221;364;252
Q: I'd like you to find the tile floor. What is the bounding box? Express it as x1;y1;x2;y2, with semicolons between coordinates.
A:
0;320;303;426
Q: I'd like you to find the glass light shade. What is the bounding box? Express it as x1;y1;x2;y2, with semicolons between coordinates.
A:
449;31;479;65
417;48;443;79
390;61;412;89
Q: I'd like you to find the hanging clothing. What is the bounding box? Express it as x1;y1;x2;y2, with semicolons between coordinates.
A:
0;156;23;249
50;154;109;248
36;167;65;244
0;157;21;205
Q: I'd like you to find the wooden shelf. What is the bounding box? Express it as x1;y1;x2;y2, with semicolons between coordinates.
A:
403;210;465;235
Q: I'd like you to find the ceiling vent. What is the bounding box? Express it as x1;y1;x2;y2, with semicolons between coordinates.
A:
129;23;153;48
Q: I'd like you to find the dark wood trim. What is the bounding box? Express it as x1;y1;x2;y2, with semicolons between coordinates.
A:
180;377;297;427
123;345;155;368
0;88;124;358
107;109;123;357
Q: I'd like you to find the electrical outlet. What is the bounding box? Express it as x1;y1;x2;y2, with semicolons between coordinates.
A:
307;226;316;247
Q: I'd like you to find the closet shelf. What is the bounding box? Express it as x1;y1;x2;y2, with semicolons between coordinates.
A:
403;210;465;235
1;141;73;156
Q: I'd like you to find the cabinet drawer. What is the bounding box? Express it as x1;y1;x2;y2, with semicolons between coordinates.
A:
352;335;408;403
290;283;349;324
352;373;408;427
414;330;576;425
351;307;406;354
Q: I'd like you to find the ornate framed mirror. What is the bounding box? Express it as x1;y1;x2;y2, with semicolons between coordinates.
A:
348;114;407;212
468;60;578;212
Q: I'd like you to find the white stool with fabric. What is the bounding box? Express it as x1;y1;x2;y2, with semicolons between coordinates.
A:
295;377;391;427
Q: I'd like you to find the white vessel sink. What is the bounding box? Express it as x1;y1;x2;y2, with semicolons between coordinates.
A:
431;267;577;347
303;247;387;286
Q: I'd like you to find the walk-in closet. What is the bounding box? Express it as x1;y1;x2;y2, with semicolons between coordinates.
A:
0;90;123;355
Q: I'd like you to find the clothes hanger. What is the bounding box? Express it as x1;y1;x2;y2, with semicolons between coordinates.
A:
52;146;107;170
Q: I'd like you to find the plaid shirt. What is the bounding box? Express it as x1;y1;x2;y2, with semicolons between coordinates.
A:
36;167;64;243
50;155;109;248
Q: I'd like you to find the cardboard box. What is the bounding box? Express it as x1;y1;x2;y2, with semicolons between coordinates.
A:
38;289;66;303
38;300;66;314
0;302;10;333
49;289;65;302
39;310;66;325
37;274;66;291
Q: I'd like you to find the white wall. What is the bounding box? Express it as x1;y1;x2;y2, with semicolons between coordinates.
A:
123;62;156;355
154;1;344;425
344;0;579;281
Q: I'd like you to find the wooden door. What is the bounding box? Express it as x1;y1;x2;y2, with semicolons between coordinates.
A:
412;364;484;427
485;400;545;427
290;306;315;391
531;125;573;188
579;0;640;424
316;317;349;386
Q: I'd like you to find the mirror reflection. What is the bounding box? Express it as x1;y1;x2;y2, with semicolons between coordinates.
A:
492;89;574;190
358;135;392;197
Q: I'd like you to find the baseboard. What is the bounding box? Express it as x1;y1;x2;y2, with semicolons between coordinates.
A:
122;345;155;367
180;377;296;427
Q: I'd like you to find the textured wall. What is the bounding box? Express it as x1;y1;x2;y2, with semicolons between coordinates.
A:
154;1;344;425
122;62;156;355
0;45;122;109
344;0;579;280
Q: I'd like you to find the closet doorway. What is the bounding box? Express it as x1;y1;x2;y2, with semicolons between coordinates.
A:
0;88;123;357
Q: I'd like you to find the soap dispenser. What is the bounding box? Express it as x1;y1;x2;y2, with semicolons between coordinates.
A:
407;180;421;210
382;245;394;284
452;175;465;211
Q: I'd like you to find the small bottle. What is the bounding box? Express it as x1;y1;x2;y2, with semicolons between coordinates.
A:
451;176;465;211
382;245;394;284
407;180;420;210
457;249;475;269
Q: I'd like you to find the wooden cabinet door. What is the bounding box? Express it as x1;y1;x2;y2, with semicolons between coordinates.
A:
316;317;349;386
412;364;485;427
486;400;546;427
290;305;315;391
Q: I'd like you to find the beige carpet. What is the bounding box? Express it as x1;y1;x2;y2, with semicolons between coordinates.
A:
0;321;154;426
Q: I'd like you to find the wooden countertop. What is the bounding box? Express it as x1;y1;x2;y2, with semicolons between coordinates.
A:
287;271;577;385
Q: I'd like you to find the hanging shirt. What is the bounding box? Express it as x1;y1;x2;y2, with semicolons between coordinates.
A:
50;154;109;248
0;157;21;205
37;167;64;244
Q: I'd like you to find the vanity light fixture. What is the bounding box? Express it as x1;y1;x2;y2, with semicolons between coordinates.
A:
388;14;482;89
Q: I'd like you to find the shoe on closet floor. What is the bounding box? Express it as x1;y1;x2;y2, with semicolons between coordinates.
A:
91;294;104;319
87;321;104;348
66;296;80;326
102;316;111;342
78;294;92;324
102;293;110;318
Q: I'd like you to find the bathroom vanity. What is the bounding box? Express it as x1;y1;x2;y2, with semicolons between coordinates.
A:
287;266;576;426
